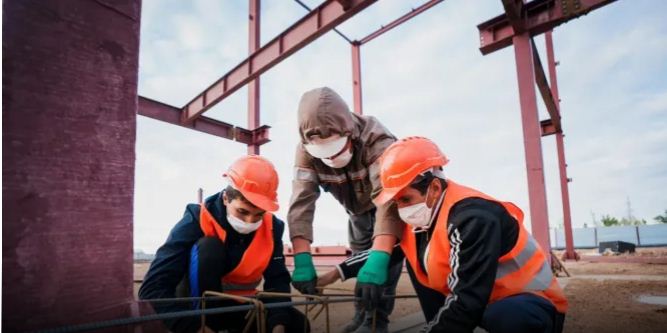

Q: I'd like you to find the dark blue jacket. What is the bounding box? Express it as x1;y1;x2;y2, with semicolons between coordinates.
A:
139;192;291;332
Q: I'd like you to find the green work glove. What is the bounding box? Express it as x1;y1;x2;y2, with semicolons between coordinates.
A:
355;250;390;311
291;252;317;295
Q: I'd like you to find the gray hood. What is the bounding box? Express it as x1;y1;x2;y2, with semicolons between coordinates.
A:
297;87;358;143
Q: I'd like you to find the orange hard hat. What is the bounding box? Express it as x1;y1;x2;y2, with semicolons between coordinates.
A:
223;155;279;212
374;136;449;205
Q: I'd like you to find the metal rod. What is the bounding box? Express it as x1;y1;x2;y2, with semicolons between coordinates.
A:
293;0;353;44
248;0;261;154
33;292;416;333
32;298;357;333
359;0;444;45
351;42;363;114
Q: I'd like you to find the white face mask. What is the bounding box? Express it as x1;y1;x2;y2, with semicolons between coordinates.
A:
321;147;353;168
227;213;263;234
398;201;433;228
398;184;445;229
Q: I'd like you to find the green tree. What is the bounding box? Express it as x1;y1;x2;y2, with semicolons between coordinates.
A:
620;217;646;226
600;214;619;227
655;210;667;224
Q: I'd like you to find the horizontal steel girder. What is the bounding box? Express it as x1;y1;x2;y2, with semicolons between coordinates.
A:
359;0;444;45
181;0;378;123
478;0;616;55
138;96;270;146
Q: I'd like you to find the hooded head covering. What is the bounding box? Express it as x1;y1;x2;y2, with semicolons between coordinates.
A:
297;87;356;144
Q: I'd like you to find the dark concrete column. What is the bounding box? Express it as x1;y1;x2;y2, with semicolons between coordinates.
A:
2;0;141;331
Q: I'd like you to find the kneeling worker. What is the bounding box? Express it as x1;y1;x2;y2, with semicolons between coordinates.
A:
139;155;309;333
331;137;568;333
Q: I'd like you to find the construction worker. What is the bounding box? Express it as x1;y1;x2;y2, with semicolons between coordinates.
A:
287;87;403;333
139;155;309;333
327;136;568;333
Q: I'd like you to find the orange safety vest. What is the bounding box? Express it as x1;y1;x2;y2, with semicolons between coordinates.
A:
199;203;274;296
400;181;568;313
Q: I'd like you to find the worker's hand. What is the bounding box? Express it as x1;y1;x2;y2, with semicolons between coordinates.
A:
272;324;286;333
317;268;341;288
291;252;318;295
354;250;390;311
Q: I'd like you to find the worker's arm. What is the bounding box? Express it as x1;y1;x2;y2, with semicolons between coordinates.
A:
317;245;404;289
262;217;293;330
138;204;204;333
287;144;321;294
331;246;405;282
287;144;321;245
368;155;404;241
352;150;404;306
421;199;504;333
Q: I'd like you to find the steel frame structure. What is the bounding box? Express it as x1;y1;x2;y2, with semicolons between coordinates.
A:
478;0;616;258
138;0;616;256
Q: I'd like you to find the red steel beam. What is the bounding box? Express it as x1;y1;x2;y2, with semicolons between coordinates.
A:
351;42;363;114
182;0;378;123
477;0;616;55
540;119;557;136
546;31;577;260
359;0;444;45
138;96;270;146
512;32;552;253
531;38;561;132
501;0;526;34
248;0;261;154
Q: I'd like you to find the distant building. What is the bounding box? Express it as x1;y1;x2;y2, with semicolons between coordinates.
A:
133;250;155;262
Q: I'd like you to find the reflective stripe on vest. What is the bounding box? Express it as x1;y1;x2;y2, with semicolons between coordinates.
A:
199;203;274;296
399;180;568;313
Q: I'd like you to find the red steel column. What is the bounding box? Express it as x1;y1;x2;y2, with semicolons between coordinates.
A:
351;42;363;115
546;31;577;259
2;1;140;331
512;33;552;253
248;0;261;154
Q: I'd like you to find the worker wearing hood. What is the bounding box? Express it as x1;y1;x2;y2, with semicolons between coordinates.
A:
287;87;403;333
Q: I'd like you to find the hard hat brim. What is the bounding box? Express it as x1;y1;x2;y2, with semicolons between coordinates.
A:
373;186;403;206
241;189;279;212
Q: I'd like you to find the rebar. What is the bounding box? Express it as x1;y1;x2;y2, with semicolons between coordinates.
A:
31;293;418;333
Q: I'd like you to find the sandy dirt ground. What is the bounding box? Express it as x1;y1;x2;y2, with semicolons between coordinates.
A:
134;258;667;332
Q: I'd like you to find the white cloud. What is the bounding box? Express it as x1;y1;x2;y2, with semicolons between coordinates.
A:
135;0;667;252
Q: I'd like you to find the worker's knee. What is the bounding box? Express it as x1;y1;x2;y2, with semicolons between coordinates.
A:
188;237;226;297
481;294;557;333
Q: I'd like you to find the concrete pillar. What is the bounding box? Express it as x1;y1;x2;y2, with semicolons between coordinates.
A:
2;0;141;331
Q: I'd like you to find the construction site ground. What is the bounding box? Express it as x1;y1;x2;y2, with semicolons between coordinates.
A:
134;251;667;332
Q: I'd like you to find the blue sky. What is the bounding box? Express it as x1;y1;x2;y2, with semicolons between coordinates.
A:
135;0;667;253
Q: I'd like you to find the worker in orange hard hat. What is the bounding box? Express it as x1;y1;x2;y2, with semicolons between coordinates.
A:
320;137;568;333
139;155;309;333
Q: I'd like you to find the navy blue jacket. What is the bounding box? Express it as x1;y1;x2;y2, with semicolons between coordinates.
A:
138;192;291;332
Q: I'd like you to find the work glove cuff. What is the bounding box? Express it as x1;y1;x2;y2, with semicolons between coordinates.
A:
292;252;317;282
